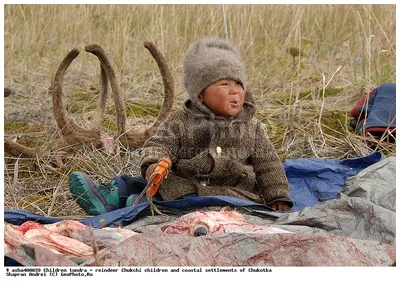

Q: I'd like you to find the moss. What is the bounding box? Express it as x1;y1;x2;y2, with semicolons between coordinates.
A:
257;114;287;147
16;168;43;179
298;87;344;101
322;87;344;97
18;192;51;207
102;116;118;132
70;103;82;113
298;90;313;100
69;92;98;113
69;102;97;114
106;101;162;118
5;121;27;132
102;102;162;131
72;92;96;101
320;109;347;138
4;121;44;133
16;171;31;179
301;38;313;45
17;135;47;148
126;102;161;117
266;41;281;49
288;47;301;58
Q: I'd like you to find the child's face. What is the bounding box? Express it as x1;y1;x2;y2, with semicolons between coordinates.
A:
200;79;245;116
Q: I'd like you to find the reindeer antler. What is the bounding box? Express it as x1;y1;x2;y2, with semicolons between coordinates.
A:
4;42;175;160
4;47;109;159
51;48;109;147
4;139;40;159
84;44;128;142
142;41;175;136
86;42;174;149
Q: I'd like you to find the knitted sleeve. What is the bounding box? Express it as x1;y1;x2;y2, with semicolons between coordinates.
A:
140;111;183;169
251;120;293;206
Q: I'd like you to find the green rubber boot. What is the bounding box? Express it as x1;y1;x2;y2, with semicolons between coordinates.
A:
69;172;120;215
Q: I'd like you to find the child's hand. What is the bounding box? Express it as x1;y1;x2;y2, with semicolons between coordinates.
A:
270;201;291;212
145;163;157;182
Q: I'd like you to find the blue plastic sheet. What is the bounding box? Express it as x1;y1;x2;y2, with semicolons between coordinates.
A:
284;151;383;211
4;152;383;228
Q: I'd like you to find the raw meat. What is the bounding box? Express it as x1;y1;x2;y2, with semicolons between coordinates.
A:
161;210;293;236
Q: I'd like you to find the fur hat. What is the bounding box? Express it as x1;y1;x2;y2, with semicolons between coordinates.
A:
183;37;247;100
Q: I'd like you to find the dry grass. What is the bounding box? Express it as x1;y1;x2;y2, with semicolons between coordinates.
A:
3;4;396;217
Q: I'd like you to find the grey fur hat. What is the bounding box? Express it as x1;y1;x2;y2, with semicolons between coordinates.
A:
183;37;247;100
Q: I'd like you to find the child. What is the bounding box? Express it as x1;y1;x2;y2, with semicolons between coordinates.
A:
69;37;293;215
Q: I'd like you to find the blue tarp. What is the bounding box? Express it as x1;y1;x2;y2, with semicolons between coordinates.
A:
4;152;383;228
284;151;383;211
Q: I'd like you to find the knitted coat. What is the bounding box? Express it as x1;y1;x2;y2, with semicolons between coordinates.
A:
140;93;292;206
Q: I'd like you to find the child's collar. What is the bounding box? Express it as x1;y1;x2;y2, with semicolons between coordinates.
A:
182;98;255;123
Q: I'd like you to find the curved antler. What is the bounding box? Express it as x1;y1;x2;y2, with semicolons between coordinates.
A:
4;47;110;159
4;139;41;159
85;44;128;140
52;48;109;145
143;41;175;136
51;48;81;136
85;42;174;149
5;41;175;161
